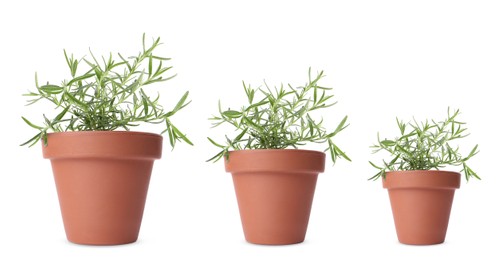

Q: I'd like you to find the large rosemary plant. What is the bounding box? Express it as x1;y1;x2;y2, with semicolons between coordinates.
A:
22;34;192;148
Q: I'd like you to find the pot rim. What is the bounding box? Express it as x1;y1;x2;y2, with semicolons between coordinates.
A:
46;130;162;138
383;170;461;190
228;148;326;156
43;130;163;160
225;148;326;174
386;170;460;175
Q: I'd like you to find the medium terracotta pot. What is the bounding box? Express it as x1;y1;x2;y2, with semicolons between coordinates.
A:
225;149;325;245
383;170;461;245
42;131;162;245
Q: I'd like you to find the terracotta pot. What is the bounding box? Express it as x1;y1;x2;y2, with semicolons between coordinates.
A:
42;131;162;245
383;170;461;245
225;149;325;245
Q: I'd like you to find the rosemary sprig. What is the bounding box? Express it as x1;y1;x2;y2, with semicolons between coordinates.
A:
369;108;479;181
207;68;350;163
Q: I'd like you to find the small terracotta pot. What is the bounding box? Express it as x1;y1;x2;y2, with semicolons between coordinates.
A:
383;170;461;245
225;149;325;245
42;131;162;245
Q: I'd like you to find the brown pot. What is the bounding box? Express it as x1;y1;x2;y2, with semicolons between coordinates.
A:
42;131;162;245
225;149;325;245
383;170;461;245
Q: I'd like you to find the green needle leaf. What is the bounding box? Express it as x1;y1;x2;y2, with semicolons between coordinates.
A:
222;110;242;118
67;73;96;86
20;133;42;147
381;140;396;147
39;85;63;94
333;116;348;134
22;117;44;130
208;137;225;148
173;91;190;113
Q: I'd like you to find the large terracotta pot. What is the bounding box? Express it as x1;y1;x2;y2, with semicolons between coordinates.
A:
383;170;461;245
225;149;325;245
42;131;162;245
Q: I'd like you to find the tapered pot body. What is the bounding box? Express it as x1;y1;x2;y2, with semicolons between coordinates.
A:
383;170;461;245
225;149;325;245
43;131;162;245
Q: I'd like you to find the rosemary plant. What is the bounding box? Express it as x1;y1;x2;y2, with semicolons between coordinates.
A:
22;34;192;148
369;108;479;181
207;69;350;163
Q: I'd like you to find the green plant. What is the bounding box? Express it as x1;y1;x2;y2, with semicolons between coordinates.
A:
21;34;192;148
207;68;350;163
369;108;479;181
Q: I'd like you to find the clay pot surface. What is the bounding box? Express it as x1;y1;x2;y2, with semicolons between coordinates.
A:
43;131;162;245
225;149;325;245
383;170;461;245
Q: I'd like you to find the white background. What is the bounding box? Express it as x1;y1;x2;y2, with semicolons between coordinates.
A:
1;0;497;259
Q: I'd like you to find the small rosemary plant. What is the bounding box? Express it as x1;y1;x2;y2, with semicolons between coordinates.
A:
207;69;350;163
369;108;479;181
22;34;192;148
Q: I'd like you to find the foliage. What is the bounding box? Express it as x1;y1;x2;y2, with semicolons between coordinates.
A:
207;69;350;163
369;108;479;181
22;34;192;148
